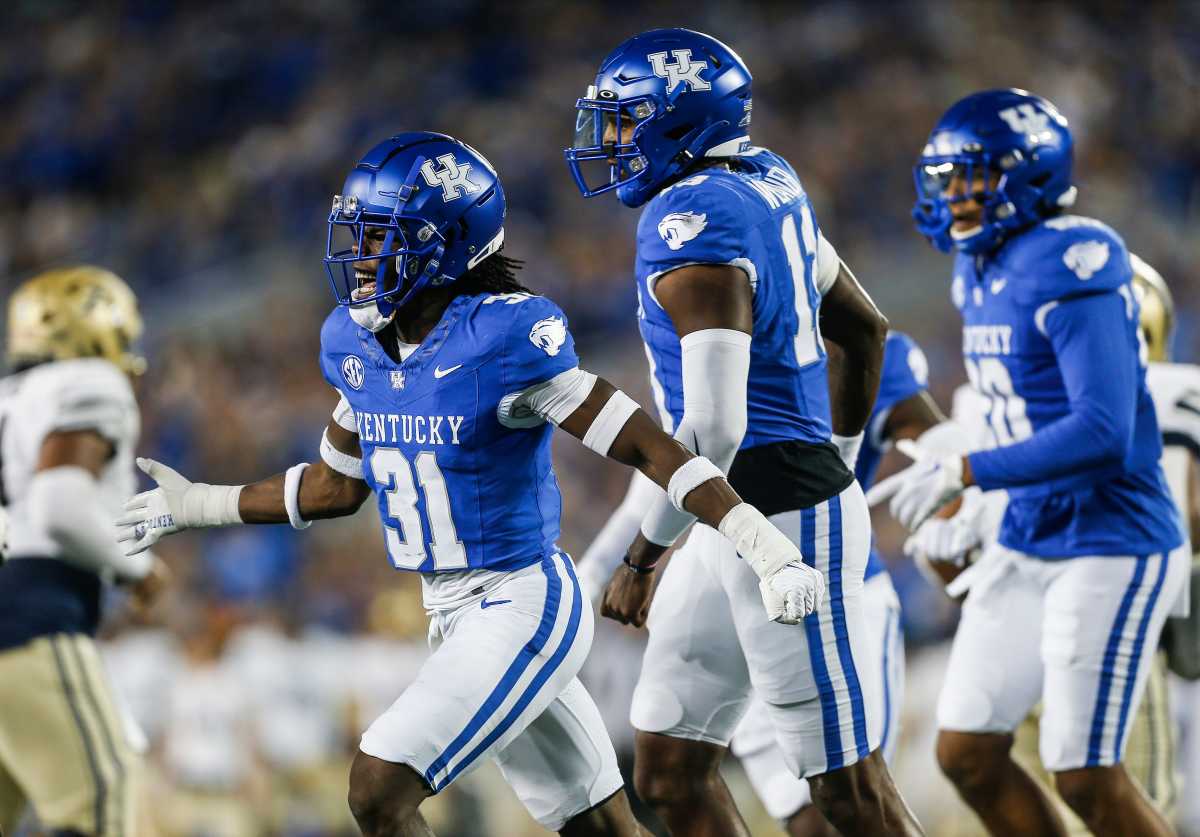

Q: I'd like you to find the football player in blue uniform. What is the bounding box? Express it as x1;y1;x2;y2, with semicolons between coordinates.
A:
566;28;923;837
871;89;1189;837
116;132;826;837
581;331;948;837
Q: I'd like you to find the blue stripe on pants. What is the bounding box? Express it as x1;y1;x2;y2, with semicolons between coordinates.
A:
434;557;584;790
1086;556;1148;767
1113;553;1169;762
827;494;870;760
801;503;843;770
424;555;563;788
880;607;896;757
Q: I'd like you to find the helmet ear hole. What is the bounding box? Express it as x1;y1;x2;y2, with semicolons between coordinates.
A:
664;123;693;141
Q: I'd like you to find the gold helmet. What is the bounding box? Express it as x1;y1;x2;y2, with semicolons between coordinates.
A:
1130;253;1174;363
7;266;146;375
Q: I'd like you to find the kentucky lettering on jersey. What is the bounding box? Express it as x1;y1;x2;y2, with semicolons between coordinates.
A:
962;325;1013;356
635;147;833;449
354;412;466;446
319;292;579;574
952;215;1181;558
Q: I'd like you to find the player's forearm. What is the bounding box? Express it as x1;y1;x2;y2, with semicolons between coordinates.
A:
824;327;885;435
239;463;369;524
607;409;742;530
821;264;887;435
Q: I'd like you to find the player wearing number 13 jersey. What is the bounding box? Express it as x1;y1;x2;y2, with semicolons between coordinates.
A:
115;131;825;836
568;28;922;836
875;89;1187;837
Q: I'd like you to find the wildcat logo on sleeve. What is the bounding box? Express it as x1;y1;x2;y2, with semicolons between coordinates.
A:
1063;240;1110;280
657;211;708;251
342;355;366;390
530;317;567;357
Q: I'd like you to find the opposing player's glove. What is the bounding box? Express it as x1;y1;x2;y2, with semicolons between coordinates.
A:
719;503;824;624
115;458;242;555
866;439;964;530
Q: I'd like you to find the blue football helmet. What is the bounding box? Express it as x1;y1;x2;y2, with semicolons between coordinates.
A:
324;132;506;317
565;28;752;208
913;89;1076;254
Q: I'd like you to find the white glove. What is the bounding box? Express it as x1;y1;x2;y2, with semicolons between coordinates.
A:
903;488;987;565
865;439;964;530
115;458;242;556
719;503;825;624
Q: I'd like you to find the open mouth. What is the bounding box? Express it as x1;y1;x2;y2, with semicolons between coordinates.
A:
352;271;378;303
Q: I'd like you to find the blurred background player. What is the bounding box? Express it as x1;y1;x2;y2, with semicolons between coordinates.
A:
115;131;824;837
567;27;921;836
0;267;166;836
873;89;1188;837
906;254;1187;833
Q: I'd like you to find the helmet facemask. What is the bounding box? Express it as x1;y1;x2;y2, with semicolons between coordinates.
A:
566;88;656;197
324;157;449;327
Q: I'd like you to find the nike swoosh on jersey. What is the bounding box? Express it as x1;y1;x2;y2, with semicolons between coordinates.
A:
480;597;511;609
434;364;464;379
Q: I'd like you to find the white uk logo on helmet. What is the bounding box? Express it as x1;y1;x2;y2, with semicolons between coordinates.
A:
998;104;1050;135
647;49;711;94
529;316;567;357
420;154;482;202
657;211;708;251
1063;240;1110;280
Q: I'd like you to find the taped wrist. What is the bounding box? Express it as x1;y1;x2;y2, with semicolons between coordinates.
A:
284;463;311;530
180;483;243;528
718;502;798;581
667;456;724;512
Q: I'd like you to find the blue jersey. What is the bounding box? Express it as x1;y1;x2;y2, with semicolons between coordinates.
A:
953;215;1181;557
319;292;579;573
635;148;833;449
858;333;930;580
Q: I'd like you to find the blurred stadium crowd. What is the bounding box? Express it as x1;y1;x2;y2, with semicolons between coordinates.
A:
2;1;1198;834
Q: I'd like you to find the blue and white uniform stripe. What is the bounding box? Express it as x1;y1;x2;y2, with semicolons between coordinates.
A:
423;552;583;791
800;494;871;771
1087;551;1170;767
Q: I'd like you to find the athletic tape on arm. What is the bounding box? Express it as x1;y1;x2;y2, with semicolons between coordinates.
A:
581;390;640;455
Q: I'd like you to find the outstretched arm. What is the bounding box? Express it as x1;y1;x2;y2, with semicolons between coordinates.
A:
117;398;372;555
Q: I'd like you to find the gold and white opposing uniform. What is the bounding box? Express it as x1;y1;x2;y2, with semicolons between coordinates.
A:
0;358;142;835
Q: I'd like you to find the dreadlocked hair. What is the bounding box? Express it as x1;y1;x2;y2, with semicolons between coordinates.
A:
451;249;530;298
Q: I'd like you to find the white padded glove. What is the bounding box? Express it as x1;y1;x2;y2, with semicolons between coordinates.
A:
866;439;964;530
116;458;242;556
719;503;825;624
903;488;988;566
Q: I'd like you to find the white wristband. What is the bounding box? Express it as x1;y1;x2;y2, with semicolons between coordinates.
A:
667;456;725;512
284;463;312;530
320;430;363;479
831;432;864;471
582;390;640;456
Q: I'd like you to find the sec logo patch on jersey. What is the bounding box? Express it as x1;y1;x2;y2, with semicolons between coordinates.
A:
342;355;366;390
